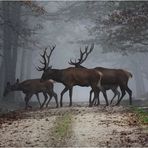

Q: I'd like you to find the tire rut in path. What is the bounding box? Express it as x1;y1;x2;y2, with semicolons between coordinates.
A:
67;107;148;147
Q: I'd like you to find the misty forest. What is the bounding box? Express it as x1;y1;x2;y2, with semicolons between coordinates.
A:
0;1;148;108
0;1;148;147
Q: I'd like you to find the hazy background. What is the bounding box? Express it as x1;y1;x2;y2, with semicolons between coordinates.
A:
0;1;148;107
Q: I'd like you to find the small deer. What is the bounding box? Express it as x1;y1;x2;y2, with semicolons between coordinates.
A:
3;78;58;109
69;44;132;106
37;45;105;107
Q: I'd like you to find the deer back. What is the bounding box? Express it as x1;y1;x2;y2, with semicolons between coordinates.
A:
42;67;102;87
20;79;53;92
94;67;132;85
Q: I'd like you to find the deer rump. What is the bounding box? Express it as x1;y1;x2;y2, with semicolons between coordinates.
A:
94;67;132;85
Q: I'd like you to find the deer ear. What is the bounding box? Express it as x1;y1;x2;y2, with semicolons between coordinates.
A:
16;78;19;83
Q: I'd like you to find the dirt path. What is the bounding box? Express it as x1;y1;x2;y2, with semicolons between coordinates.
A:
69;106;148;147
0;106;147;147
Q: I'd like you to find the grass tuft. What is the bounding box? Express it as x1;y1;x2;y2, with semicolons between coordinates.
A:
131;106;148;125
55;113;72;138
51;113;73;146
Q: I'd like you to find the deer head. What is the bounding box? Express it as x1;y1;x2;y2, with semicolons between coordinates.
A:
37;45;56;81
3;79;20;97
69;43;94;68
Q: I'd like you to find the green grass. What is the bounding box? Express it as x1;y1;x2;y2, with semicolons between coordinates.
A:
54;113;72;139
131;107;148;124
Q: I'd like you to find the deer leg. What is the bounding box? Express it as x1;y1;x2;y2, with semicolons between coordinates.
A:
96;91;100;106
35;93;41;107
24;94;33;109
53;92;58;108
110;88;120;105
89;89;93;106
116;87;126;105
93;94;98;106
92;91;100;106
117;90;120;102
93;92;99;107
125;86;132;105
90;88;99;107
69;87;73;107
60;87;69;107
40;92;48;108
46;95;52;108
102;90;109;106
110;93;116;105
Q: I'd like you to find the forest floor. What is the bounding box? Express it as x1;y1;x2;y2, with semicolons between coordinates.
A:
0;104;148;147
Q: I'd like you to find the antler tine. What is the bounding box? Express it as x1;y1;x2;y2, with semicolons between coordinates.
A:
68;44;94;67
78;45;88;64
68;59;78;65
36;47;48;71
36;66;45;71
90;43;94;52
45;44;56;68
78;47;87;64
79;44;94;64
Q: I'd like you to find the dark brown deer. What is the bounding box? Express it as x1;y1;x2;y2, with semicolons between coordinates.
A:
37;45;106;107
3;78;58;109
69;44;132;106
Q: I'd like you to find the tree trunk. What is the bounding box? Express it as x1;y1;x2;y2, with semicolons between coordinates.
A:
130;55;145;97
20;49;27;81
0;2;12;100
26;50;32;79
0;1;21;102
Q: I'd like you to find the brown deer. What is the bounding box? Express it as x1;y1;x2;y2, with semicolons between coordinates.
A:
3;78;58;109
69;44;132;106
37;45;106;107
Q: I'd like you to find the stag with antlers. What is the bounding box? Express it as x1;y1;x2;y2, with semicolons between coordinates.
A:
69;44;132;106
38;45;106;107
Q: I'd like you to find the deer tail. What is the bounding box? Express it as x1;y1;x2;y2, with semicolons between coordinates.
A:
48;79;55;83
123;70;133;79
97;71;103;90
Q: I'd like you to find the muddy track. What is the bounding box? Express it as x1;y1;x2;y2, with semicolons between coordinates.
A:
0;106;147;147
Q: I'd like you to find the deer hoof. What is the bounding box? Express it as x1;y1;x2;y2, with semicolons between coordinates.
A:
115;103;120;106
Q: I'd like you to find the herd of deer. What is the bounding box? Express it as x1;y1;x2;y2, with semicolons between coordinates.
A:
3;44;133;109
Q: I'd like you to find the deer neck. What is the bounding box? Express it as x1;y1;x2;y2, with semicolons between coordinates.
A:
75;64;86;69
80;65;86;69
49;69;63;83
11;83;24;92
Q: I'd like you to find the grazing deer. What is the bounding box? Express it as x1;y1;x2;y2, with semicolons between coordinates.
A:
69;44;132;106
3;78;58;109
37;45;106;107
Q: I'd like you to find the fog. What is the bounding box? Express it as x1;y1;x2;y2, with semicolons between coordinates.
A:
1;1;148;106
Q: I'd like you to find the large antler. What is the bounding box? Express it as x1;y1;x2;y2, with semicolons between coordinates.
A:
69;43;94;67
36;44;56;71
